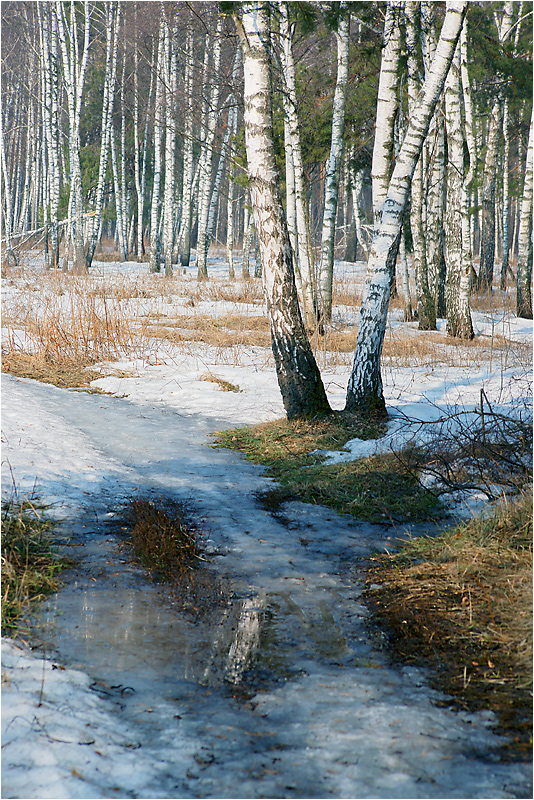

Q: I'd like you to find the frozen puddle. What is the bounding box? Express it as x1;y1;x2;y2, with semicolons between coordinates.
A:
3;379;533;799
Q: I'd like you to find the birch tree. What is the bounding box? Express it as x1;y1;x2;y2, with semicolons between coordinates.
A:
149;19;165;274
345;0;467;417
85;2;119;269
179;28;195;267
517;106;533;319
233;1;330;419
478;99;502;290
38;1;61;268
55;0;90;275
196;16;223;280
371;1;401;236
317;2;350;325
406;1;436;330
444;42;473;339
279;0;318;330
163;17;177;277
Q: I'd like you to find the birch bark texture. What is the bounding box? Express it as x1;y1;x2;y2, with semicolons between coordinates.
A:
317;1;350;325
443;42;474;339
345;0;467;417
55;0;90;274
279;1;317;330
517;106;533;319
233;2;330;420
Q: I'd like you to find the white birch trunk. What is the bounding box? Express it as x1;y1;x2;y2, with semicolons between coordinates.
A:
478;99;502;290
279;1;318;330
233;2;330;419
444;43;473;339
196;18;223;279
55;0;90;274
0;115;14;262
406;1;436;330
346;0;467;416
179;28;194;266
517;106;533;319
163;20;177;277
350;160;369;261
371;1;401;235
226;167;236;280
149;20;165;274
317;2;350;324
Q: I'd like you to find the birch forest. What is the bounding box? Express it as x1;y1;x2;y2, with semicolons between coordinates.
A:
1;1;532;417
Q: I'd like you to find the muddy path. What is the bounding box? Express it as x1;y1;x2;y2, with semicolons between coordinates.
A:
5;378;533;798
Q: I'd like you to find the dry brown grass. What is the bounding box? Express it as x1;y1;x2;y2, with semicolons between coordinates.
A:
122;497;228;615
143;312;271;349
1;350;99;388
199;373;241;392
2;263;530;383
365;491;533;759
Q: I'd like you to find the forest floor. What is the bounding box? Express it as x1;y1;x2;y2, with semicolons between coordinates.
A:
1;251;532;799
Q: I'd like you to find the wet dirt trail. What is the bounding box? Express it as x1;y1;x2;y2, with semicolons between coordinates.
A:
8;380;533;798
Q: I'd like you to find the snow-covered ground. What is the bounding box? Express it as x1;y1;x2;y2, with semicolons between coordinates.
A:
2;255;532;799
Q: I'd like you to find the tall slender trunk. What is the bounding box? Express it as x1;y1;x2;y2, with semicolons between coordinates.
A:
317;2;350;325
349;158;369;261
406;2;436;331
478;99;501;290
371;1;401;235
55;0;90;274
444;42;473;339
226;165;236;280
149;20;165;273
0;115;14;263
279;1;318;330
233;2;330;420
163;20;177;277
517;107;533;319
179;29;194;266
196;17;223;279
346;1;467;416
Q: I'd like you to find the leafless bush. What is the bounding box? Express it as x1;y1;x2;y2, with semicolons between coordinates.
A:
399;391;532;500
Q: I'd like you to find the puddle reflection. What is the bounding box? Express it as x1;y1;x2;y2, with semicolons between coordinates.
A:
30;537;356;705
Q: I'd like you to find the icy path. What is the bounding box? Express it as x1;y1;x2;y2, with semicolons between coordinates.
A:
1;374;532;799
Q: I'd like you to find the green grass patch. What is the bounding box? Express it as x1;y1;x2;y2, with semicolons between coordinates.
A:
214;415;440;522
365;491;533;759
1;498;69;634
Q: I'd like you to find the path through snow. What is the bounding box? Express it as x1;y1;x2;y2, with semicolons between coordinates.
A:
2;372;532;799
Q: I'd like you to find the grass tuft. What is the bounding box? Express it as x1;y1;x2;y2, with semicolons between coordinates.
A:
125;498;204;579
365;490;533;759
123;497;228;614
1;497;69;634
200;373;241;393
214;415;440;522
